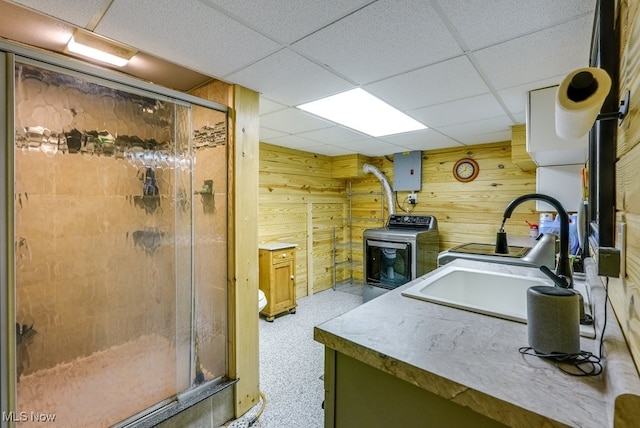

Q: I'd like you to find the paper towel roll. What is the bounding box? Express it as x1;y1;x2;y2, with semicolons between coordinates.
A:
555;67;612;140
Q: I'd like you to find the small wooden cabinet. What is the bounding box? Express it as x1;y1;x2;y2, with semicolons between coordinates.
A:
259;243;297;322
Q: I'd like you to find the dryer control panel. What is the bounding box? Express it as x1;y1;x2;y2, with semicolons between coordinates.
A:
386;215;437;230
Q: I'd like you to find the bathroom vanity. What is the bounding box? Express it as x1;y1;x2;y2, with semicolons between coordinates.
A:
315;259;640;427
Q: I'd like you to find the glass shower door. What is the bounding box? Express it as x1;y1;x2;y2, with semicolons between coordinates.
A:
10;58;228;427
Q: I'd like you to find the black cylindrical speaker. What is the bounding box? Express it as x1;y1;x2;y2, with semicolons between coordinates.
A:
527;286;580;355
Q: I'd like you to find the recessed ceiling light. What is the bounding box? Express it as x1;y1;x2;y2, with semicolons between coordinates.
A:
297;88;427;137
65;29;136;67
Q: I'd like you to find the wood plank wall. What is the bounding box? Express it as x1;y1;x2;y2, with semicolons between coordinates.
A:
610;0;640;375
259;139;539;289
347;141;538;281
258;143;347;296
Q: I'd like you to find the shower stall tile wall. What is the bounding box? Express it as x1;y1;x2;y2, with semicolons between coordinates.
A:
10;60;229;427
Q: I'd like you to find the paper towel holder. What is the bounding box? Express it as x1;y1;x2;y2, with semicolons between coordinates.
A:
557;67;630;139
597;89;630;125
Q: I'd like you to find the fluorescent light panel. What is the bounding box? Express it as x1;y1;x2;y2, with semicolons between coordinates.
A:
297;88;427;137
66;30;136;67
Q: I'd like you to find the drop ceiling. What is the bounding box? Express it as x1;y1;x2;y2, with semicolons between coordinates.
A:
1;0;596;156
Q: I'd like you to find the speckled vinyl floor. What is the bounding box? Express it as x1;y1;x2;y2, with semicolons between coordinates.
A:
224;285;363;428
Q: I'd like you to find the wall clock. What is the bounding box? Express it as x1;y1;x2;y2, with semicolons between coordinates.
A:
453;158;479;182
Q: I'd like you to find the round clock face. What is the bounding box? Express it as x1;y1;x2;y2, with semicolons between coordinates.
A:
453;158;479;182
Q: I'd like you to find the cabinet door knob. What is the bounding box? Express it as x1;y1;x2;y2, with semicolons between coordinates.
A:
290;275;294;280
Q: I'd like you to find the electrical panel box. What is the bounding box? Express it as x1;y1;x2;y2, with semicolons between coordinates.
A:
393;151;422;191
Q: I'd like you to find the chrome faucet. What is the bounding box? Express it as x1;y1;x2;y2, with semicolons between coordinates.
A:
498;193;573;288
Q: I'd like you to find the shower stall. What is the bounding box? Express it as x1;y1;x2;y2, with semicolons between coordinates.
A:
1;44;231;427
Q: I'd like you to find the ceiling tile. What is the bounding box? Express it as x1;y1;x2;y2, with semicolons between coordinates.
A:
259;127;287;140
259;97;288;115
365;56;490;110
226;48;354;106
4;0;600;156
509;111;526;126
436;115;514;142
496;75;564;119
262;134;326;151
409;93;507;128
95;0;281;77
203;0;372;44
455;130;513;145
297;126;369;144
473;15;592;91
13;0;106;27
292;0;462;83
438;0;595;50
377;129;462;151
261;108;333;134
341;138;400;157
309;145;358;156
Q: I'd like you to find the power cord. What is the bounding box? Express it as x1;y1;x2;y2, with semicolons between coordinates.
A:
394;191;415;213
518;347;602;376
226;391;267;428
599;276;610;362
518;276;610;377
248;391;267;427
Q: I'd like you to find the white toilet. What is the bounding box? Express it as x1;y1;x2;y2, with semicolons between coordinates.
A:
258;289;267;312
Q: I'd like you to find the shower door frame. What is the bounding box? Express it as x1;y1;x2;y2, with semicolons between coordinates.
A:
1;49;15;426
0;39;232;427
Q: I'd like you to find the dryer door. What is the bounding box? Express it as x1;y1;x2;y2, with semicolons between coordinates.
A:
365;240;411;289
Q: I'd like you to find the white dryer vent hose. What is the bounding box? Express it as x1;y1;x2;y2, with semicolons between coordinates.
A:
363;163;395;216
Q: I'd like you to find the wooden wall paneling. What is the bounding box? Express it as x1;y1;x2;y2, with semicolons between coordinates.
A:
307;202;314;296
336;202;349;285
510;124;537;171
616;0;640;375
259;204;308;228
189;79;231;107
311;202;345;293
335;200;352;285
191;80;262;416
228;85;261;416
617;136;640;213
258;143;348;297
259;139;538;291
261;143;334;177
259;171;345;199
394;142;536;251
619;0;640;158
258;202;308;296
608;212;640;373
348;178;386;280
331;154;372;178
619;0;636;61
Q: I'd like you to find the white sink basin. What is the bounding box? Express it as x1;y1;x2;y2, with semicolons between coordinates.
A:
401;266;595;338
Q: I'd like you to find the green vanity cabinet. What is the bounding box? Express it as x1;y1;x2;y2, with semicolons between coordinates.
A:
323;349;507;428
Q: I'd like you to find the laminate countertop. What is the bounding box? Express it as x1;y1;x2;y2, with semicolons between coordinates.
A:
314;258;640;427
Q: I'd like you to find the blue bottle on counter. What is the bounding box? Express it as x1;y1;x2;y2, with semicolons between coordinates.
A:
538;213;556;235
569;214;579;255
539;213;579;255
